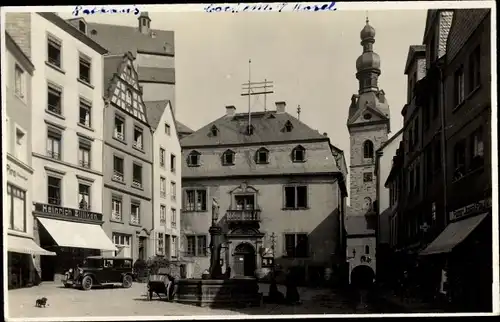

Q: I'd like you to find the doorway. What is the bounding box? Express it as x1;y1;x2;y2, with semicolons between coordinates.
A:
233;243;256;277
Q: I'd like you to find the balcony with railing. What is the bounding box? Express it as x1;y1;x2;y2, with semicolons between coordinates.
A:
130;215;140;225
47;150;61;160
113;171;124;182
132;179;142;189
79;159;90;169
226;208;261;223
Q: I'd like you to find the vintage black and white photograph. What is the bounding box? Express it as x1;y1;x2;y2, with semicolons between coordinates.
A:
1;2;497;319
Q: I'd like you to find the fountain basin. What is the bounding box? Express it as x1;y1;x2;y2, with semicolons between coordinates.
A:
175;277;262;308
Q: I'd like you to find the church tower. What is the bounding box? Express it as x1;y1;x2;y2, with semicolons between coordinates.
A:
347;18;390;216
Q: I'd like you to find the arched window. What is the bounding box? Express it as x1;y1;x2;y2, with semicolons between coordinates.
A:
125;90;132;106
292;145;306;162
365;245;370;255
187;150;201;167
255;147;269;164
363;140;374;159
222;149;235;166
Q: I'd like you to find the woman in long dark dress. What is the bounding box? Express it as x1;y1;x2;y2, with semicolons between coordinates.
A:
285;269;300;305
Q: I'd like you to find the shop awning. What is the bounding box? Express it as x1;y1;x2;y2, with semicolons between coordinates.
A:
37;217;117;251
420;213;488;256
8;235;56;256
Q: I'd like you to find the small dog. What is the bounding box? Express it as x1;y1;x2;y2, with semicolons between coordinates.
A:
35;297;48;308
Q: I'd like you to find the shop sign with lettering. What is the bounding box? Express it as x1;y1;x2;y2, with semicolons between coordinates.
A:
34;203;103;222
449;198;492;222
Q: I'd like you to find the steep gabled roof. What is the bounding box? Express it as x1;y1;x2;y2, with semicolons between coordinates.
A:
404;45;426;75
446;9;490;64
144;100;168;130
180;110;327;148
85;22;175;56
176;121;194;135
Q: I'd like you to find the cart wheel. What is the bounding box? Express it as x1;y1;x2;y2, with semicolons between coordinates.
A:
148;290;153;301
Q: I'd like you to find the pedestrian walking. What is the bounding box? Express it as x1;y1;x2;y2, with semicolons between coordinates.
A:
285;269;301;305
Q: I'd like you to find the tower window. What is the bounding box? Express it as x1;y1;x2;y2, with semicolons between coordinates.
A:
363;172;373;182
363;140;374;159
292;145;306;162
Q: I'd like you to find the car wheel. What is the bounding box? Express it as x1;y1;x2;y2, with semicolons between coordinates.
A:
81;276;93;291
122;275;133;288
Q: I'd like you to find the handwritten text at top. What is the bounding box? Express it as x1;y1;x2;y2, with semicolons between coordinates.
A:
204;2;337;13
73;5;140;16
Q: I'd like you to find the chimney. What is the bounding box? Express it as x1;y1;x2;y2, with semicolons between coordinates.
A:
323;132;328;137
275;101;286;113
225;105;236;116
138;12;151;35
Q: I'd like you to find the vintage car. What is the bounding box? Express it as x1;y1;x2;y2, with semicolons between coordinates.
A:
63;256;134;290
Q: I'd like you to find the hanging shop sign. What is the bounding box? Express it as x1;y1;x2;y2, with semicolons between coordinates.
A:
449;198;492;222
34;203;103;222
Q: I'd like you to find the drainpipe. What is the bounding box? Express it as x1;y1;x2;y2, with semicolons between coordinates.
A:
438;63;448;228
150;127;156;260
375;150;383;284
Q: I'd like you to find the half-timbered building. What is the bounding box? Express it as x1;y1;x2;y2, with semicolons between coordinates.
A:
101;52;154;262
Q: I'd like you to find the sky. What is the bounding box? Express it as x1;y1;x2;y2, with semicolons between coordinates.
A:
60;9;427;192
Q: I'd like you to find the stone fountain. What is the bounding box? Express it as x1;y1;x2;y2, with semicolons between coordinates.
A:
174;198;262;308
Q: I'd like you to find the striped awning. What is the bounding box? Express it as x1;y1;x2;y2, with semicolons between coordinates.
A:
8;235;56;256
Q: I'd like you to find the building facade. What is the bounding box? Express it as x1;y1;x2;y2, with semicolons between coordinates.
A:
374;128;402;285
67;12;176;113
180;102;347;283
386;9;492;312
4;31;56;289
102;52;154;262
6;12;116;282
144;100;182;260
345;19;391;286
421;9;492;312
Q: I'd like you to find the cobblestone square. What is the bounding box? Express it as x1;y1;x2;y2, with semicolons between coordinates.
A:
6;282;377;319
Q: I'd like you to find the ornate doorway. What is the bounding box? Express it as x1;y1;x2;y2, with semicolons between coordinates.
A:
233;243;256;277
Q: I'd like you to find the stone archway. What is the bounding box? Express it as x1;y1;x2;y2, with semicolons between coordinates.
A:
350;264;375;290
233;243;256;277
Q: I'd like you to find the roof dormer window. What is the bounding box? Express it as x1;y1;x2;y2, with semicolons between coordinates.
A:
78;20;87;34
283;121;293;132
187;151;201;167
246;124;254;136
222;149;235;166
210;125;219;137
292;145;306;162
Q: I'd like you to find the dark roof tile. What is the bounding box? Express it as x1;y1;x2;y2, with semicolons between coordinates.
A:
176;121;194;134
180;110;326;148
86;22;175;56
144;100;168;130
137;66;175;84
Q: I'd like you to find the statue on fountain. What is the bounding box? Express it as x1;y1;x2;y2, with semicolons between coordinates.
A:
208;198;224;279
